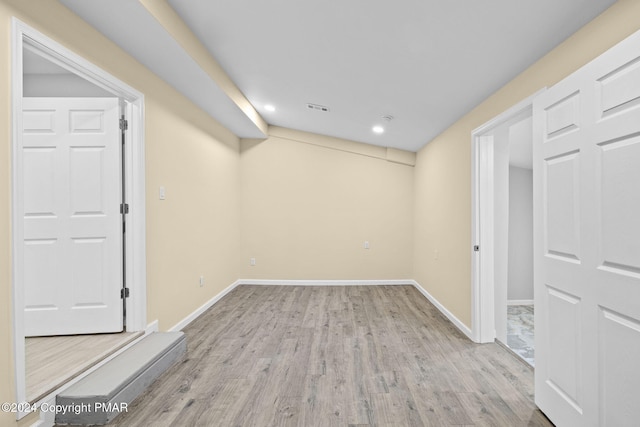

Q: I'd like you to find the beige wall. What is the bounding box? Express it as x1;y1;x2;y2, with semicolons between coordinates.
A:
2;0;640;425
413;0;640;328
240;127;414;280
144;100;241;331
0;0;241;420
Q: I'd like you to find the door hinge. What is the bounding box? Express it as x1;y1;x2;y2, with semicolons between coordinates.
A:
121;287;130;299
120;203;129;214
473;245;480;252
119;117;128;131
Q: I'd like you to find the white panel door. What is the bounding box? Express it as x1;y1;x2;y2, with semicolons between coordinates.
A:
533;31;640;426
21;97;123;336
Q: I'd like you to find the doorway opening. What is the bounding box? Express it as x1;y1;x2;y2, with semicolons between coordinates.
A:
471;90;543;360
11;18;147;415
505;118;534;366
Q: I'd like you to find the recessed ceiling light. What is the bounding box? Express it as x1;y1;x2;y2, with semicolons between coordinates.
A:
372;125;384;134
264;104;276;112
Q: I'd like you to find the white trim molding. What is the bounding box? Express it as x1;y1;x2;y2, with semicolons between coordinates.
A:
472;134;496;343
11;18;146;417
157;277;476;366
167;279;415;332
169;280;242;332
410;280;474;341
470;89;545;344
238;279;474;341
166;279;416;334
507;299;534;306
237;279;415;286
168;279;474;342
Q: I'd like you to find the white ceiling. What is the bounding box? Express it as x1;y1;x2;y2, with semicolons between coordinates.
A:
60;0;616;152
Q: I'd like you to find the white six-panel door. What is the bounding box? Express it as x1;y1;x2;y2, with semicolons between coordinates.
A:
21;97;123;336
533;31;640;426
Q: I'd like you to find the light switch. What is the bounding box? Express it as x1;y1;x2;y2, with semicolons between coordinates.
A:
159;186;166;200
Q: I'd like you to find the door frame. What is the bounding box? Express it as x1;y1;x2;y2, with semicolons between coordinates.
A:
470;89;543;343
11;18;147;412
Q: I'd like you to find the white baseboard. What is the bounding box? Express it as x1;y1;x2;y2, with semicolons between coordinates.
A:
145;320;159;333
507;299;534;306
166;278;473;345
239;278;474;341
237;279;414;286
410;280;474;341
169;280;241;332
168;278;411;334
35;278;452;427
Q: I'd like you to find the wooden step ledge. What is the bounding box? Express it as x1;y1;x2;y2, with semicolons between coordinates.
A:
55;332;186;425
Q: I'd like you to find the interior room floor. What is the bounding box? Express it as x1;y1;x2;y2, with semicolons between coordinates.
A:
26;331;142;402
507;305;535;367
111;285;551;426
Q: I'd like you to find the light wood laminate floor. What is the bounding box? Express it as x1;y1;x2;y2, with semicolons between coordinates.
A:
27;331;141;402
112;285;553;426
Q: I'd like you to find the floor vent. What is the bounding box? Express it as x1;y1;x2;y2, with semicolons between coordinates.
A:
55;332;186;425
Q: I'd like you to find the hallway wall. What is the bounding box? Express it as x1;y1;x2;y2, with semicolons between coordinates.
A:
240;127;414;280
2;1;640;425
0;3;242;423
413;0;640;328
508;166;534;302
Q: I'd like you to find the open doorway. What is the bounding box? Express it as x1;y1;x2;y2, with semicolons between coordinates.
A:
471;90;543;360
12;19;147;415
505;117;534;366
22;46;125;338
21;45;142;401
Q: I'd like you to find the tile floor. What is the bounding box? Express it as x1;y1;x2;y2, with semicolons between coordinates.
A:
507;304;535;366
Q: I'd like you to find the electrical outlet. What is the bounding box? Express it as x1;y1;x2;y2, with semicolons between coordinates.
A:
159;186;166;200
199;275;204;287
250;257;256;266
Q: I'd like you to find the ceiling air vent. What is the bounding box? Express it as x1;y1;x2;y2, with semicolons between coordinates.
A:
306;103;330;112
